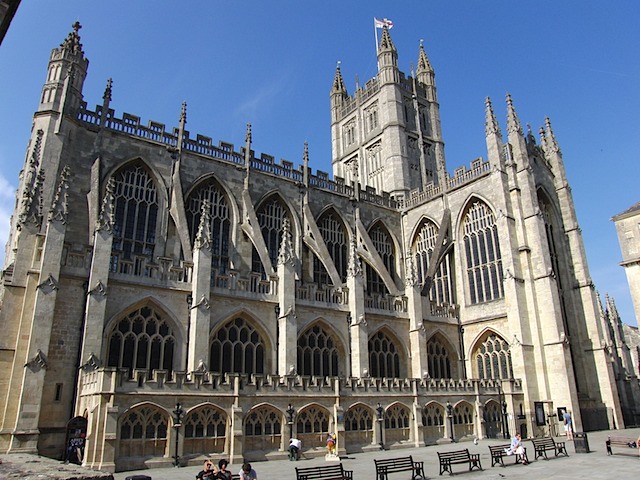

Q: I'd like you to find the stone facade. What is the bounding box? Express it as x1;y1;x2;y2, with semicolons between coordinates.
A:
1;24;639;473
613;201;640;325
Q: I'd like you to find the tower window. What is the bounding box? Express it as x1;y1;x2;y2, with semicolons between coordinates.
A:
54;383;63;402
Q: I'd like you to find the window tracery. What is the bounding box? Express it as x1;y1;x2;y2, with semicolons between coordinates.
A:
426;335;452;379
297;324;340;377
210;318;265;375
474;332;513;379
414;219;454;304
368;330;400;378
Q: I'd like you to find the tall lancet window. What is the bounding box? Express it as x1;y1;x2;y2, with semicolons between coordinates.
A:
366;222;395;295
210;317;265;375
414;219;454;305
186;179;231;274
297;324;340;377
111;163;159;273
313;210;348;286
474;332;513;379
462;200;503;304
252;196;289;277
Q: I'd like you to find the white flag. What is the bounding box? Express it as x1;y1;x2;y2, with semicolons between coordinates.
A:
374;17;393;29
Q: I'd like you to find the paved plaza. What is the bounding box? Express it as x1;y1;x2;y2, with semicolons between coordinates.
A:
113;428;640;480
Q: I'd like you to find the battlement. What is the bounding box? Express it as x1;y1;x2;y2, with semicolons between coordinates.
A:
76;102;399;210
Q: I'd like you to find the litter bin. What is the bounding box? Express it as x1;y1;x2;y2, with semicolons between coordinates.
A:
573;431;590;453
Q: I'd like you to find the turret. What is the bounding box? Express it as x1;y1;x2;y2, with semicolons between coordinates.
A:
376;26;399;85
39;22;89;115
416;40;436;102
330;62;347;123
484;96;504;170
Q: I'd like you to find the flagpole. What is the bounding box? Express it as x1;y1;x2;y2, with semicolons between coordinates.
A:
374;18;379;55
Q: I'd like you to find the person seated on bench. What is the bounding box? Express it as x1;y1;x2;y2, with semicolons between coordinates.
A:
506;433;528;465
196;460;218;479
216;459;233;480
289;437;302;461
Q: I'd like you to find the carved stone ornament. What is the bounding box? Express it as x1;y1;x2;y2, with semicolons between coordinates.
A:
195;359;208;373
37;273;59;294
81;352;101;371
25;349;48;371
89;280;108;296
191;294;210;310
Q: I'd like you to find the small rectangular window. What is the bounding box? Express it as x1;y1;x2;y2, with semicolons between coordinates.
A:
54;383;63;402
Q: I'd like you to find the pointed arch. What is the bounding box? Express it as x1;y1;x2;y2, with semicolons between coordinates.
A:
182;403;228;455
251;192;295;277
452;401;475;438
118;402;169;459
364;220;396;295
295;403;331;449
471;329;513;380
185;175;234;274
384;401;411;444
243;404;282;453
425;331;457;379
368;327;403;378
107;159;168;275
459;196;503;304
209;316;267;376
104;299;181;379
411;216;455;305
297;320;343;377
483;399;503;439
313;207;350;286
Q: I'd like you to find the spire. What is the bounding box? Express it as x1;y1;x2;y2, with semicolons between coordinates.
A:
277;217;295;266
60;21;85;57
346;232;362;278
416;39;434;77
544;117;561;155
99;78;112;128
194;199;212;251
485;96;501;137
331;61;347;96
48;166;70;224
506;93;523;136
177;101;187;152
96;177;115;233
378;25;396;52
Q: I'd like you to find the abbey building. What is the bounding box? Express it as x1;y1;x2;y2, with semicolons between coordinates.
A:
1;23;638;472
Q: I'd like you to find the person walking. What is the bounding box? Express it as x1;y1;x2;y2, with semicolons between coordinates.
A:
562;410;574;441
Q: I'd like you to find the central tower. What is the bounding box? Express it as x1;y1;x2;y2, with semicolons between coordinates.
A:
330;27;446;202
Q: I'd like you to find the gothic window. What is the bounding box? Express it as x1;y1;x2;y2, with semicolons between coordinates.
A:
296;405;330;434
384;404;410;429
186;179;231;274
483;401;503;439
421;403;445;427
463;200;503;304
244;406;282;436
414;219;455;305
252;196;290;277
453;403;473;426
106;306;175;379
426;335;452;379
184;406;226;439
344;405;373;431
297;324;340;377
343;119;357;148
474;332;513;379
210;318;265;376
110;164;159;273
313;211;348;286
366;142;383;193
364;103;379;133
365;222;395;295
120;405;168;440
368;330;400;378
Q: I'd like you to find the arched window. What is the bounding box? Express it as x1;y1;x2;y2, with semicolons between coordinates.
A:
474;332;513;379
252;196;290;277
110;164;159;274
384;404;410;429
368;330;401;378
426;335;452;379
462;200;503;304
119;405;168;458
210;318;265;375
313;211;348;286
183;406;227;439
296;406;330;435
243;406;282;454
186;179;231;274
297;324;340;377
422;403;445;427
366;222;395;295
344;406;373;431
106;306;175;379
414;219;454;305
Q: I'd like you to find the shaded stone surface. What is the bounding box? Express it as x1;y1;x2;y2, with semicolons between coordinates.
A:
0;454;114;479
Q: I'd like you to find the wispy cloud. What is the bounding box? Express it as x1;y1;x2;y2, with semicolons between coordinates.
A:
233;76;289;122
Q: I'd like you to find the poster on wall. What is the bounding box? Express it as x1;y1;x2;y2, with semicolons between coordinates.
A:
534;401;546;426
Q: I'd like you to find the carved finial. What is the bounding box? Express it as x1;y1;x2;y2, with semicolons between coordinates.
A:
18;130;44;229
96;177;115;233
331;61;347;95
180;101;187;124
545;117;561;155
61;22;84;56
416;39;433;76
506;93;523;135
346;232;362;278
194;199;212;251
103;78;112;103
378;24;395;51
484;96;501;137
277;217;295;266
48;165;70;224
245;122;252;145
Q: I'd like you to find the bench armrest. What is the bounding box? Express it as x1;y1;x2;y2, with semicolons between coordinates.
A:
344;469;353;480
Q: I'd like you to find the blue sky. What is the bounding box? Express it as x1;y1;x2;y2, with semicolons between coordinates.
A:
0;1;638;325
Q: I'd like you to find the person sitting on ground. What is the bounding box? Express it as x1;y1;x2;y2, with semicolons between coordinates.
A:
196;460;217;479
239;462;257;480
289;437;302;461
216;459;233;480
508;432;528;465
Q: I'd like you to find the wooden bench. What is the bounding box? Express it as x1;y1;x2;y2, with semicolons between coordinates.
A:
437;449;482;475
488;444;529;467
531;437;568;459
295;463;353;480
374;455;425;480
606;436;639;455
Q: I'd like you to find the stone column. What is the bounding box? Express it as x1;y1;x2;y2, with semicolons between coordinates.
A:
277;218;297;376
346;234;369;377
